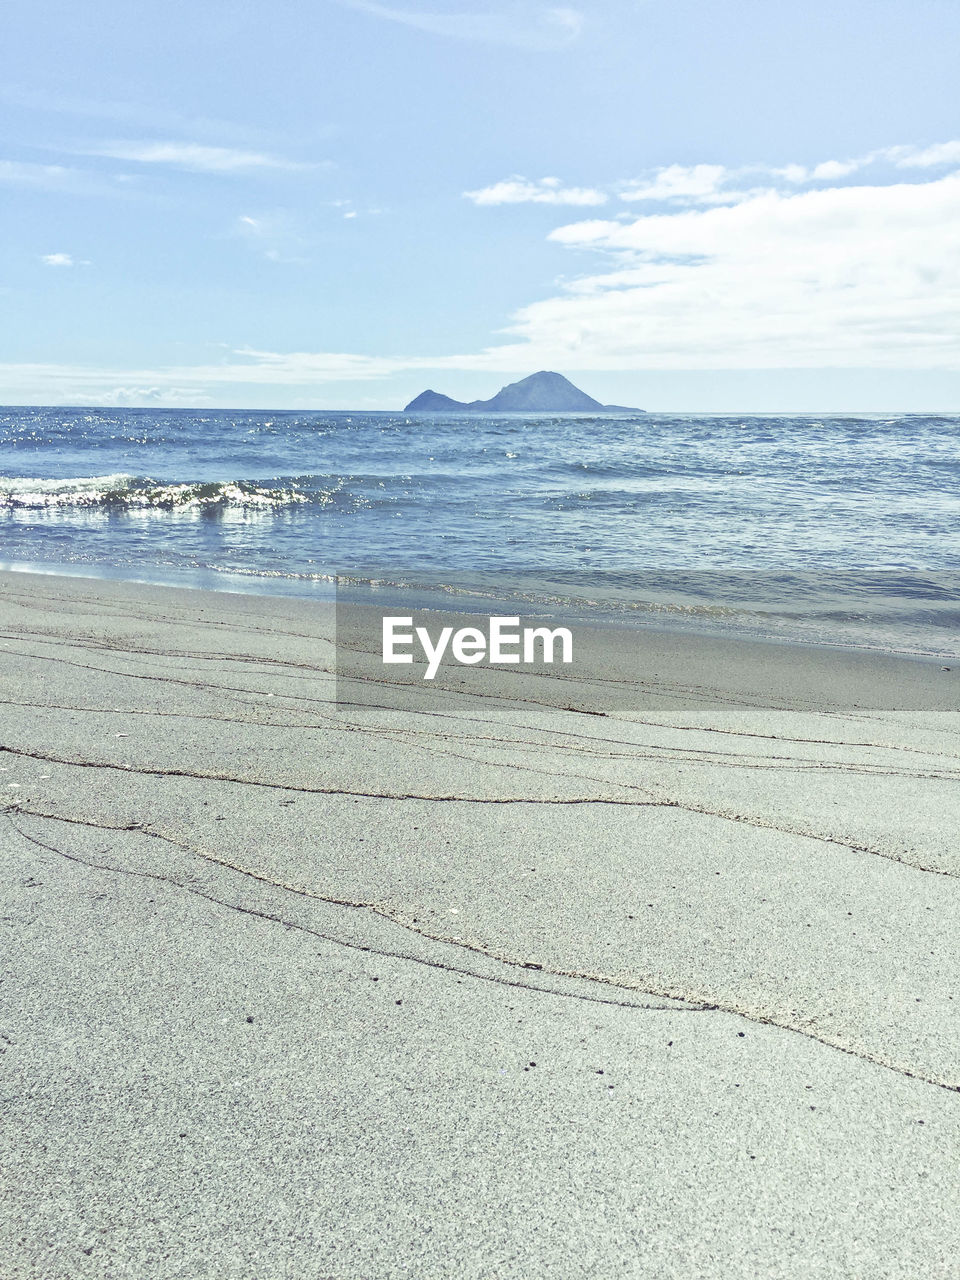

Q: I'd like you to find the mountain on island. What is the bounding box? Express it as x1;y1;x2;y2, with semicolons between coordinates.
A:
404;371;643;414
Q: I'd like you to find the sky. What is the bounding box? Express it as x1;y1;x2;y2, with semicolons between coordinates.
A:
3;0;960;411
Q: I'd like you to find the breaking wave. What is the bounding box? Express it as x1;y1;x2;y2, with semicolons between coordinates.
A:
0;474;312;511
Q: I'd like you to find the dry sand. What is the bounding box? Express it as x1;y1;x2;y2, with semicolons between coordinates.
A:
1;569;958;1279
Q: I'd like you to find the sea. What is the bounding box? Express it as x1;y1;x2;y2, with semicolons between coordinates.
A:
2;405;959;657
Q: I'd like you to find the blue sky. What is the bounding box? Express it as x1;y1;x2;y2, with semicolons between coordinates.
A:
3;0;960;410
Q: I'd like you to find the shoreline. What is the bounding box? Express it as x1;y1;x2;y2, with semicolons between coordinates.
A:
2;557;959;666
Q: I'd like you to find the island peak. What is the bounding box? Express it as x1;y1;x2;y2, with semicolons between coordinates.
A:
404;371;643;414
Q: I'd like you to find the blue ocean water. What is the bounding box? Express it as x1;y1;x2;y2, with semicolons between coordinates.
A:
1;406;959;654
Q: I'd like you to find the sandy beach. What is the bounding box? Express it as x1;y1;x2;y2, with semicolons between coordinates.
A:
1;567;959;1279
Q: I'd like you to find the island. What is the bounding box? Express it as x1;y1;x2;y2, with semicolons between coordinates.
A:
404;371;643;413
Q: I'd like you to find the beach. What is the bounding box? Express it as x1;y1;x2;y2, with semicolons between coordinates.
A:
2;567;959;1279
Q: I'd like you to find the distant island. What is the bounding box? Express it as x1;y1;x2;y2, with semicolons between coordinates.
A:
404;371;643;414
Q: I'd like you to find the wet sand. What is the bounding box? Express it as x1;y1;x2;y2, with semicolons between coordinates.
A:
1;569;959;1279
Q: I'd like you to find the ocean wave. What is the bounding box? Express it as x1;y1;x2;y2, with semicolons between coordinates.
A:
0;474;311;511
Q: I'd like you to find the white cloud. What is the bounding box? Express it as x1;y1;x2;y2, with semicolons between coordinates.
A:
617;143;960;207
77;386;213;406
470;158;888;213
774;159;865;184
620;164;730;203
519;171;960;368
40;253;75;267
621;157;883;204
465;176;607;205
775;163;809;184
341;1;582;49
890;140;960;169
80;141;312;174
808;158;862;180
776;140;960;183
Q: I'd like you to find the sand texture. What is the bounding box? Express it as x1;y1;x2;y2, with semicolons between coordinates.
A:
1;570;958;1279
